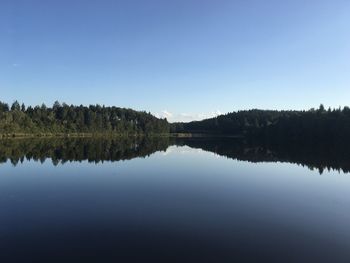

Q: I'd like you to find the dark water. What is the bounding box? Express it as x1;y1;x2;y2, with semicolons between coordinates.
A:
1;137;350;263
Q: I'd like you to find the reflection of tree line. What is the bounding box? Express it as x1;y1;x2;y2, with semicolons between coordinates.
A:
176;138;350;174
1;137;350;174
0;137;169;166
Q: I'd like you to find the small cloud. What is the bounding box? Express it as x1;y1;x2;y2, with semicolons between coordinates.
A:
215;110;222;115
154;109;222;122
161;110;173;118
155;110;173;119
12;63;20;67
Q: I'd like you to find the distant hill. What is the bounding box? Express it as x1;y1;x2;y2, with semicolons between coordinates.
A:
171;105;350;144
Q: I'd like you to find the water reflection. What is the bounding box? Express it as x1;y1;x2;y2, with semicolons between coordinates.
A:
0;137;169;166
1;137;350;174
2;137;350;263
177;137;350;174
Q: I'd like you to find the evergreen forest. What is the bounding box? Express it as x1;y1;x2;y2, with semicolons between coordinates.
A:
0;101;169;136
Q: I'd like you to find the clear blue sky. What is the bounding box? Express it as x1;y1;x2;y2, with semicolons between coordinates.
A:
1;0;349;122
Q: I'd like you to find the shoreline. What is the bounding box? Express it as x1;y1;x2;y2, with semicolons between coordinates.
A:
0;132;243;139
0;133;171;139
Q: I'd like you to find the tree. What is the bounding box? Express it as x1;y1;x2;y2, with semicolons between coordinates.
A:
53;101;61;111
0;102;9;112
318;104;325;112
11;101;21;111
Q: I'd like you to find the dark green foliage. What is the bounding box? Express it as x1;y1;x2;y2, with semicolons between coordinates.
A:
172;104;350;144
0;102;9;112
0;101;169;136
11;100;21;111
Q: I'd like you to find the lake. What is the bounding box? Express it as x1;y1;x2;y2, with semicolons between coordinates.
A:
1;137;350;262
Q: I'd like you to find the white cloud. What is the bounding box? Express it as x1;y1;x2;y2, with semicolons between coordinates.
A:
161;110;173;118
155;110;173;119
154;109;222;122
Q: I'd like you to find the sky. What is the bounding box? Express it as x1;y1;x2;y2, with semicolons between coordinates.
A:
1;0;349;122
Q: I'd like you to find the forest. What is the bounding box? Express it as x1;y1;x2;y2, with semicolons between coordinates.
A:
0;101;169;136
2;101;350;144
172;104;350;144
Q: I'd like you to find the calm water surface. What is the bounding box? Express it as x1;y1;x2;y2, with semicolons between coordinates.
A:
1;138;350;262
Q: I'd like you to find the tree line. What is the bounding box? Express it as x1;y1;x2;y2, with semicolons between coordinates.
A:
0;101;169;136
2;101;350;144
171;104;350;144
